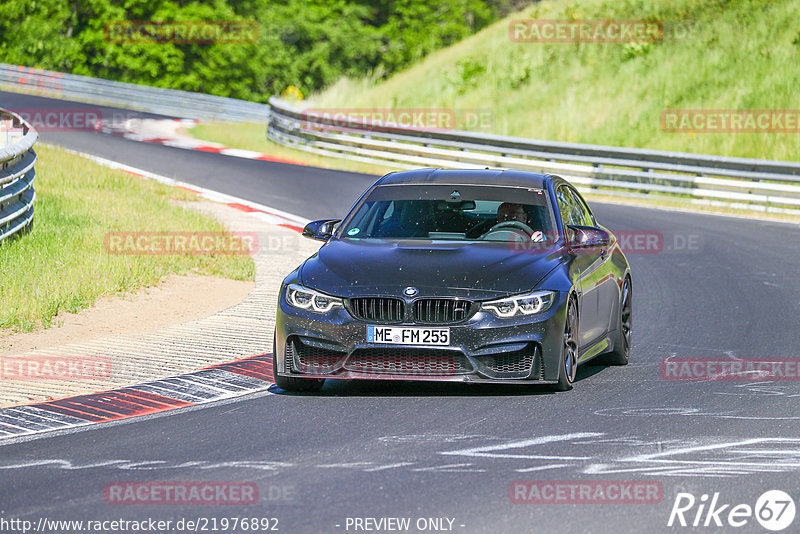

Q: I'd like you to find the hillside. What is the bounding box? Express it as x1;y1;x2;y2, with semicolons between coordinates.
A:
309;0;800;161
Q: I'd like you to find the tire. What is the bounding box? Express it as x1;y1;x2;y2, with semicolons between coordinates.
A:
600;276;632;365
552;296;578;391
272;336;324;392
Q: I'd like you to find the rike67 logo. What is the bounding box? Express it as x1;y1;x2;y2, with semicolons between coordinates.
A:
668;490;796;531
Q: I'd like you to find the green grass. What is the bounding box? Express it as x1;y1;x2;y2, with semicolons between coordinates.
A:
0;144;254;332
308;0;800;162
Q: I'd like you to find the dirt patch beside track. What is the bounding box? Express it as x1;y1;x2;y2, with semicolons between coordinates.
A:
0;273;254;357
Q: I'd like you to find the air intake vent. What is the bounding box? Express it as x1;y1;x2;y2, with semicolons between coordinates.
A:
413;299;473;324
288;338;345;374
473;344;539;379
345;348;472;375
348;297;405;323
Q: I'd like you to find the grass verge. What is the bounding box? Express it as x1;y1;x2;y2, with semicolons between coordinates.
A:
0;144;254;332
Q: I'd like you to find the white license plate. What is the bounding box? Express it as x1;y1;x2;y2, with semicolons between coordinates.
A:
366;326;450;346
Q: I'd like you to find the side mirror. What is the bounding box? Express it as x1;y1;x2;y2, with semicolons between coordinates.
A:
566;225;611;252
302;219;341;241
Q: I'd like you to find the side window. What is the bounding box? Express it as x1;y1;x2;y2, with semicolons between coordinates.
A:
567;187;595;227
556;185;580;227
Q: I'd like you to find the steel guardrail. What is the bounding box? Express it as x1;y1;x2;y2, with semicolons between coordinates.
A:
0;64;270;122
0;107;37;243
267;97;800;215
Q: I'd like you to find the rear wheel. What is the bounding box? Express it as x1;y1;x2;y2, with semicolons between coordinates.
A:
272;336;324;392
552;296;578;391
601;276;632;365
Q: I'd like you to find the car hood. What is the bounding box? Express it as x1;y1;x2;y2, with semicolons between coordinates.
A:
299;238;564;299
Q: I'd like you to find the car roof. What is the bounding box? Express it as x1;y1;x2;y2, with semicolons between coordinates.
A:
375;168;551;189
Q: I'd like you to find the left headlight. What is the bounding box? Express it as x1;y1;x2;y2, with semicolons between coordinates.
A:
481;290;556;318
285;283;343;313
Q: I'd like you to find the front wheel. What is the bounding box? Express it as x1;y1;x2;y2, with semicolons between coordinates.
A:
272;336;324;392
552;296;578;391
600;276;632;366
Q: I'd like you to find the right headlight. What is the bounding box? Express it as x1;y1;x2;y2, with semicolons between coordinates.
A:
481;290;556;318
285;283;343;313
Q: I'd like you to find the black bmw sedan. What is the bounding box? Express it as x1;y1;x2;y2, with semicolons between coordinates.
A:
273;169;632;392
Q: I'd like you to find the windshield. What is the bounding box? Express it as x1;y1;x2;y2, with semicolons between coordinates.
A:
339;184;555;242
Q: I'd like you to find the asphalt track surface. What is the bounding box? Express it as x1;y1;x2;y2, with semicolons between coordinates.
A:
2;90;800;533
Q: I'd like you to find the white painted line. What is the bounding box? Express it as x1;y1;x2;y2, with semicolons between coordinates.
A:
624;437;796;461
160;139;207;149
220;148;266;159
515;463;570;473
316;462;374;469
410;463;486;472
440;432;603;460
363;462;415;472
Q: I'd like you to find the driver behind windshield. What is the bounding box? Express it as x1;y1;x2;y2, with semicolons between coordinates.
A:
497;202;526;224
496;202;546;242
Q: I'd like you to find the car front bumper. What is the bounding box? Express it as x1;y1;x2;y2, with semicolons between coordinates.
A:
274;286;569;385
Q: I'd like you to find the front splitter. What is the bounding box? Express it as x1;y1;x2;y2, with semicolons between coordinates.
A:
276;371;557;385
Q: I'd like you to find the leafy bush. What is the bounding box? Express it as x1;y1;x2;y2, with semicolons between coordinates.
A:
0;0;508;102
